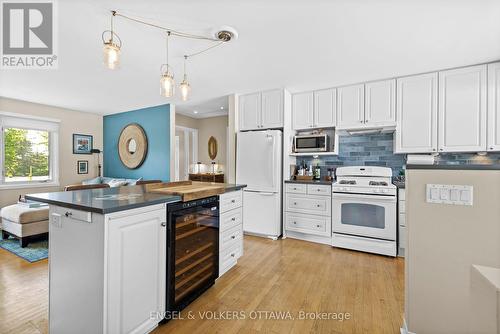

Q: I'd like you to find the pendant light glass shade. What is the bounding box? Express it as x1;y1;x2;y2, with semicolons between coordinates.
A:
179;55;191;101
103;42;120;69
102;12;121;70
180;79;191;101
160;32;175;98
160;65;175;97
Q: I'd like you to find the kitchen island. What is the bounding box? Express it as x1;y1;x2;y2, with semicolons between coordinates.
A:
26;182;245;334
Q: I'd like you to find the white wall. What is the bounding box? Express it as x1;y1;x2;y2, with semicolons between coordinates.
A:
175;113;228;175
0;97;103;207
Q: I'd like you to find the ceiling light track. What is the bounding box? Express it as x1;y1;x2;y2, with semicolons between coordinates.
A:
102;10;237;101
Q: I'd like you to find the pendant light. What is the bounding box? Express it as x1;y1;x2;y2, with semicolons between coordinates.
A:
179;55;191;101
160;32;175;97
102;11;121;70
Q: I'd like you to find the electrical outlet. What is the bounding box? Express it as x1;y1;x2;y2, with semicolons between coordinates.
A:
51;213;62;228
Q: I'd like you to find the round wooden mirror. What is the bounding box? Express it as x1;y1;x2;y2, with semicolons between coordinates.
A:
208;136;218;160
118;123;148;169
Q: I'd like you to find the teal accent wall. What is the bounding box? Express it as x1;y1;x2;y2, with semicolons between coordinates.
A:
103;104;170;181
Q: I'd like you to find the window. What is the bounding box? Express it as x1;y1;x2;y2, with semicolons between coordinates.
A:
0;112;59;188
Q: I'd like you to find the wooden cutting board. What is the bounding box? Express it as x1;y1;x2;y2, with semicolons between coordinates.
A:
148;181;225;202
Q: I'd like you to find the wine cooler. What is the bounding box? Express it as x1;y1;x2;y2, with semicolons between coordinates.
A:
166;196;219;313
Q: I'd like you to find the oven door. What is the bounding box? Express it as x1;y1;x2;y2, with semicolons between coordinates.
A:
332;193;396;240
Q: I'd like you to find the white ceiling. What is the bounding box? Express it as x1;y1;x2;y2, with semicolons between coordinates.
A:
1;0;500;116
176;96;229;119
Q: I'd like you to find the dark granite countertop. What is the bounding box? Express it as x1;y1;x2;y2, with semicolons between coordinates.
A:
219;184;247;192
406;164;500;170
393;181;405;189
26;185;182;214
26;183;247;214
285;179;334;185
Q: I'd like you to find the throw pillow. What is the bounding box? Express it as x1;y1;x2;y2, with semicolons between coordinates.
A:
82;177;102;185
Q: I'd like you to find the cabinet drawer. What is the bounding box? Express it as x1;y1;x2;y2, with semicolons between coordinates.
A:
53;206;91;223
220;243;241;274
307;184;331;196
220;225;243;250
398;189;406;200
399;200;406;214
220;207;242;232
219;190;243;213
285;213;330;237
285;183;307;194
399;213;406;227
286;194;331;216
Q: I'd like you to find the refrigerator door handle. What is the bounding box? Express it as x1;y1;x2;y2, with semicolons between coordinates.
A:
257;192;275;196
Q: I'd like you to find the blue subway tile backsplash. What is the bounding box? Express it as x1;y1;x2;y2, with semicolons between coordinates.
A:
298;133;500;177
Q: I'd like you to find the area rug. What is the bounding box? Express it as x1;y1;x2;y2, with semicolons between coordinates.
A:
0;234;48;262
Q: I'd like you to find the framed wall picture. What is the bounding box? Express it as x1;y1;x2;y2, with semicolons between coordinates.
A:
73;134;93;154
77;160;89;174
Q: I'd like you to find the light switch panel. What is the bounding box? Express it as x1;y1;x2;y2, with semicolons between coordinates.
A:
426;184;473;206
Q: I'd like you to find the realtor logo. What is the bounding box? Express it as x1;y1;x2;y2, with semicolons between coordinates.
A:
1;0;58;68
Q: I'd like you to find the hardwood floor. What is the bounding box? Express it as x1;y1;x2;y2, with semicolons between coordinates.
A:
0;248;48;334
155;236;404;334
0;235;404;334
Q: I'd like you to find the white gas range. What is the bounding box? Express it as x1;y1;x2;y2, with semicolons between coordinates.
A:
331;166;397;257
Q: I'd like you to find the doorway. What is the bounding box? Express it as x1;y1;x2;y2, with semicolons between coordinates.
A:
175;126;198;181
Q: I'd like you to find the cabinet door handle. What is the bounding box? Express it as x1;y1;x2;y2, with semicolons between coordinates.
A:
316;204;321;207
317;189;321;192
161;222;166;227
231;199;236;203
64;212;72;217
293;202;297;205
231;217;236;221
293;221;297;224
316;225;321;228
231;253;235;257
231;235;236;239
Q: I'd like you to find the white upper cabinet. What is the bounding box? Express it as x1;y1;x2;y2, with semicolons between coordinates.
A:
292;92;314;130
239;93;261;131
239;90;283;130
337;84;365;128
395;73;438;154
292;89;336;130
488;62;500;151
261;89;284;129
438;65;487;152
314;88;336;128
365;79;396;126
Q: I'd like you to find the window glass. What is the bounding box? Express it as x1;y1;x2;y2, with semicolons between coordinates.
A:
4;127;50;183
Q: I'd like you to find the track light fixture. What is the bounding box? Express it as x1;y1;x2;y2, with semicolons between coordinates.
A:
101;10;237;100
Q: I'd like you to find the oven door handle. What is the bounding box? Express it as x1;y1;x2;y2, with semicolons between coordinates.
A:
332;193;396;202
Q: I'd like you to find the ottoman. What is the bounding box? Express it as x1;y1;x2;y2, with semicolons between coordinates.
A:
0;204;49;247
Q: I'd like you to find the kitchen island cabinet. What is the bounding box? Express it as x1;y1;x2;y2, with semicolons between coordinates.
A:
26;182;246;334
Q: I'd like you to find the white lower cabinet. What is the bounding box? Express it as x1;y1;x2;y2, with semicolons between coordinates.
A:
284;183;332;244
398;188;406;257
105;207;166;334
219;190;244;277
49;203;167;334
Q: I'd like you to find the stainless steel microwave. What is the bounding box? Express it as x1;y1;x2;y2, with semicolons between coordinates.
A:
293;134;329;152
